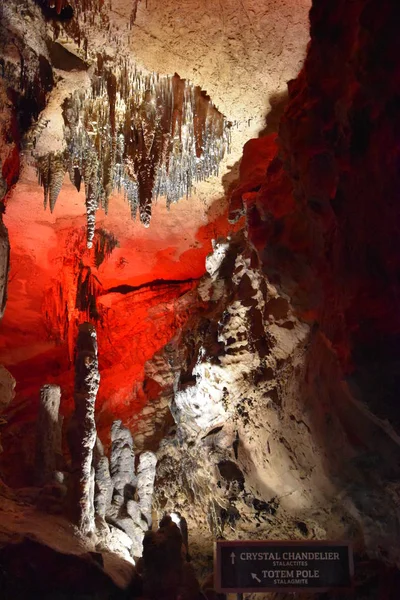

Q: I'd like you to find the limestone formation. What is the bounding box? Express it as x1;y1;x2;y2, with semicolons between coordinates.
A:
93;437;113;519
109;420;136;497
136;451;157;527
108;503;148;559
37;61;229;247
67;323;100;535
35;384;62;485
1;0;400;597
106;422;157;557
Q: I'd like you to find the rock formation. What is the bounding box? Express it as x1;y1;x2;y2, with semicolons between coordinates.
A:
106;420;157;557
35;384;62;485
109;419;136;497
0;0;400;598
67;322;100;535
93;436;113;520
36;62;230;247
136;451;157;527
140;515;199;600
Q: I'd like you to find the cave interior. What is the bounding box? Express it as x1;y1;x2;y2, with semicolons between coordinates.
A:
0;0;400;598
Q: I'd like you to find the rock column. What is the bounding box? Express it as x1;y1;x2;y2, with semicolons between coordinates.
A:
93;436;113;520
35;384;62;485
67;323;100;535
136;451;157;527
109;419;136;496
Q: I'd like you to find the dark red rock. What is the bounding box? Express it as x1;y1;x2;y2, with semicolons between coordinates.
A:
238;0;400;429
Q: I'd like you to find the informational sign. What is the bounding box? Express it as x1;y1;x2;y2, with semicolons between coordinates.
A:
215;540;353;593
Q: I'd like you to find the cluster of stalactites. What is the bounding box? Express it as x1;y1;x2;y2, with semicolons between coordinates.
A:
36;56;230;247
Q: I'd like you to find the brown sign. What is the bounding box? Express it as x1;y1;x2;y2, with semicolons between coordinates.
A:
215;540;353;593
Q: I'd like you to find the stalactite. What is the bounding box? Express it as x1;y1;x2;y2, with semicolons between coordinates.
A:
93;228;119;268
75;265;103;320
37;56;230;246
43;228;118;357
37;152;66;212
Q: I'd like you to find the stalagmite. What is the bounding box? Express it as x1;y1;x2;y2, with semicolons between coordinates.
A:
67;322;100;535
105;422;157;557
109;419;136;496
141;515;200;600
136;451;157;527
93;437;113;519
35;384;62;486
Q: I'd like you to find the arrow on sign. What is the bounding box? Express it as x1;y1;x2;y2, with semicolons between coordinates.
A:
251;573;261;583
230;552;236;564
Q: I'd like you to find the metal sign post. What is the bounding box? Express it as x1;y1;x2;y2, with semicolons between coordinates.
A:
215;540;353;595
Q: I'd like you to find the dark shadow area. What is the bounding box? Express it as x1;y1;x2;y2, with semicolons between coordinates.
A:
35;0;74;21
221;160;241;199
0;537;131;599
46;39;88;71
258;90;289;138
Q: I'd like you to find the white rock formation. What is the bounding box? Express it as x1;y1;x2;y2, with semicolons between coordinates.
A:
136;451;157;527
109;420;136;496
